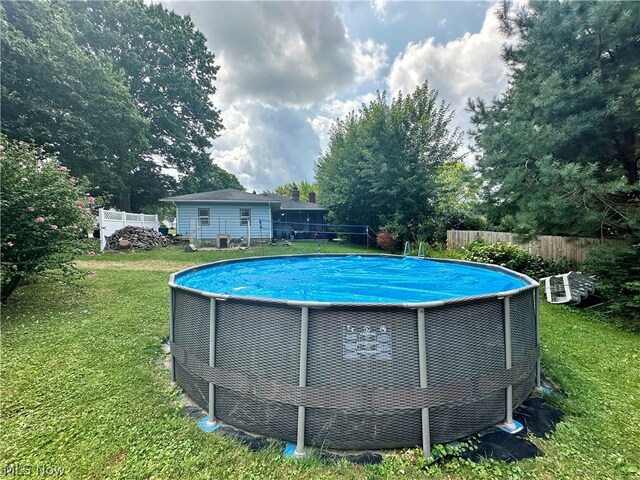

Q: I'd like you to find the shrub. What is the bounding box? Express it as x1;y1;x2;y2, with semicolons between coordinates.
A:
376;230;400;254
378;218;411;242
419;242;467;260
428;210;487;245
0;136;95;302
461;238;568;279
583;241;640;323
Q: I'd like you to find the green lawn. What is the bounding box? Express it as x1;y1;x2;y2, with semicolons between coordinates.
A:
1;245;639;479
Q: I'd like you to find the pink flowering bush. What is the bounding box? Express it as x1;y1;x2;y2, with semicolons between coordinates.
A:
0;135;95;302
376;230;400;254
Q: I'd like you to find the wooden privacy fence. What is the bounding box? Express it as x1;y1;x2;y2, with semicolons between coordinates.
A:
446;230;604;264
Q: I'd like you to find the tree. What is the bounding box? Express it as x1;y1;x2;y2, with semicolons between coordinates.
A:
129;162;177;212
274;181;317;201
1;1;149;209
0;135;95;302
177;164;243;196
431;161;485;242
469;0;639;238
315;82;461;240
1;1;234;211
435;161;482;217
64;0;226;208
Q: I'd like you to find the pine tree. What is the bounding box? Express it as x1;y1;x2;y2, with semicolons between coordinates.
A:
469;0;639;238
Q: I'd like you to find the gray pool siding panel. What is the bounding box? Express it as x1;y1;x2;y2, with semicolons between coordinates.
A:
425;299;506;386
425;298;507;442
173;290;211;411
213;300;300;442
510;292;537;366
510;291;537;409
306;408;423;449
175;362;209;411
513;369;536;408
305;307;422;449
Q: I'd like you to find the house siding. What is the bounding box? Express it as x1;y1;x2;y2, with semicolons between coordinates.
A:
176;202;273;241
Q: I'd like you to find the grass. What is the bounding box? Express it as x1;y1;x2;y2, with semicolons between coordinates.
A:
1;244;639;479
79;241;372;270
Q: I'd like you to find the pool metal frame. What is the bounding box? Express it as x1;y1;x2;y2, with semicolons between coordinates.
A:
169;254;540;457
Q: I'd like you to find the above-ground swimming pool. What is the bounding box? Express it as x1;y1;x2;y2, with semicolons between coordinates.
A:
169;254;540;455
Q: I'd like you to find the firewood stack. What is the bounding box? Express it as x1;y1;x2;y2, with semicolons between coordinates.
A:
104;226;170;251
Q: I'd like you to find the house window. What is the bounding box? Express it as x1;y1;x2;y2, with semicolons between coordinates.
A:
240;208;251;225
198;208;210;226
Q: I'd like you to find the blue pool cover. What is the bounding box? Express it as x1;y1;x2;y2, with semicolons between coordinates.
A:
174;256;529;304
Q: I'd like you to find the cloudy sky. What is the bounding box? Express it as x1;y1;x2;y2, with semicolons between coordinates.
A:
157;0;510;192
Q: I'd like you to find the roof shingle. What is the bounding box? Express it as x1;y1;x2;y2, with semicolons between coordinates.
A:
160;189;328;211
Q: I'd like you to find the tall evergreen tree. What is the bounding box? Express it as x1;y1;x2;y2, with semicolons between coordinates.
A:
469;0;639;238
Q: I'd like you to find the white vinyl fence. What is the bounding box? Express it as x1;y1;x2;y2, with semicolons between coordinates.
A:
98;208;159;251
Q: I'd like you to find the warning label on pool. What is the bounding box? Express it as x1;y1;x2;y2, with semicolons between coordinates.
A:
343;324;392;360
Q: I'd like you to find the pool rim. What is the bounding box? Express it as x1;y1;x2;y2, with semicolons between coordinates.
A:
168;253;539;307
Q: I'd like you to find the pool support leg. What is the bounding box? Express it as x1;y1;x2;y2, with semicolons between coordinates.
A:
505;296;513;425
535;286;542;388
417;308;432;458
169;288;176;382
295;306;309;458
533;286;553;395
206;298;218;428
498;296;523;434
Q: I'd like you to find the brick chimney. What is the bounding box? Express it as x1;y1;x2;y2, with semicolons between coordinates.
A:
291;188;300;201
308;191;316;204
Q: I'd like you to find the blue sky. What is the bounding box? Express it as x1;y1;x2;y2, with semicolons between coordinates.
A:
158;1;509;192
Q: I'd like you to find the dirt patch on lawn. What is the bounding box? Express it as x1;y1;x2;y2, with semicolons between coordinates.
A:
75;260;198;272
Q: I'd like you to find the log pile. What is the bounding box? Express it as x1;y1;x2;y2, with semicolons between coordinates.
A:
104;226;169;251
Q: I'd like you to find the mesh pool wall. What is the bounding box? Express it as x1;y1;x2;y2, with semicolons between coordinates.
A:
170;255;539;450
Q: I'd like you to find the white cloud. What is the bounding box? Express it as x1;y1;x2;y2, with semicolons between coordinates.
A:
322;93;378;120
370;0;389;20
156;1;394;191
162;1;365;107
369;0;405;23
387;3;508;142
353;39;389;83
437;18;447;28
211;103;321;192
309;93;378;153
154;1;508;188
308;116;334;156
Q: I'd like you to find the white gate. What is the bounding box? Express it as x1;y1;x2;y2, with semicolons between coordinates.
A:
98;208;159;251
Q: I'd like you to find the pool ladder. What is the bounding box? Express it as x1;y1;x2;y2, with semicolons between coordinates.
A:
403;242;426;259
